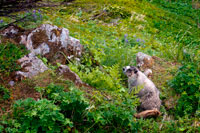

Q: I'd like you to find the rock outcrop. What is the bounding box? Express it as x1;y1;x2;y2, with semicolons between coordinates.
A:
1;24;83;64
0;24;85;85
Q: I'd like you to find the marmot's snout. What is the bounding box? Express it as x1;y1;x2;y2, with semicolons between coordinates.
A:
123;66;139;78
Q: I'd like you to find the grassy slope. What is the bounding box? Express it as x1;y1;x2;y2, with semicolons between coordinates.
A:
0;0;199;132
43;0;199;131
44;0;199;62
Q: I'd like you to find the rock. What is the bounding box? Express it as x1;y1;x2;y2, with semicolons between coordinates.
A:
15;54;48;80
144;69;152;78
57;65;83;85
1;25;22;37
57;65;92;89
1;24;83;64
136;52;154;71
9;81;15;86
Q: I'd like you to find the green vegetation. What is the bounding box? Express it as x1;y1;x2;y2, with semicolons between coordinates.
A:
0;86;10;102
0;43;28;76
169;63;200;117
0;0;199;132
1;83;139;132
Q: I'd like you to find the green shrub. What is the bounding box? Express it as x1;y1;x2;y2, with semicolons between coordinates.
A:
100;36;139;67
88;95;140;132
37;84;90;124
169;63;200;117
0;43;28;76
35;83;140;132
2;98;72;133
44;84;89;122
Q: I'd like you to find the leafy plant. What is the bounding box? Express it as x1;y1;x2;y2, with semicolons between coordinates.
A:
2;98;72;133
88;94;140;132
35;83;141;132
37;83;90;124
69;63;123;90
169;63;200;117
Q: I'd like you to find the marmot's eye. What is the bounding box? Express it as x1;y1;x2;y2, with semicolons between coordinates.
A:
127;69;132;73
134;70;138;74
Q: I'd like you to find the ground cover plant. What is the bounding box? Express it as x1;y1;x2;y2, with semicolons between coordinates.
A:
0;43;28;76
0;0;199;132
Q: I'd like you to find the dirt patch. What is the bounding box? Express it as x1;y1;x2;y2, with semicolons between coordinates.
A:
0;80;40;115
149;56;180;111
164;96;178;110
151;56;178;89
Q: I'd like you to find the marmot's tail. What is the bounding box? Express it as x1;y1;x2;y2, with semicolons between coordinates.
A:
134;109;161;118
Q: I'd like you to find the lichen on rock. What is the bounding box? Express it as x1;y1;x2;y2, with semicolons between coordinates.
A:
1;24;83;64
0;24;84;83
15;53;48;79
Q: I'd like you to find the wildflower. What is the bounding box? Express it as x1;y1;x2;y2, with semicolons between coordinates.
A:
142;40;145;43
38;9;41;13
116;37;119;40
133;35;136;38
136;38;140;42
33;10;36;13
0;19;3;23
125;38;128;43
124;34;128;38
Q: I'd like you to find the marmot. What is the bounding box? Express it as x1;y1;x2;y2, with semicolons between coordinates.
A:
123;66;161;112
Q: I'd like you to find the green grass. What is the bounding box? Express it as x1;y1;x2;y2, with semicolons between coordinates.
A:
39;0;199;63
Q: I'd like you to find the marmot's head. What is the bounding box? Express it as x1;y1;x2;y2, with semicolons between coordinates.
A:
123;66;138;78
